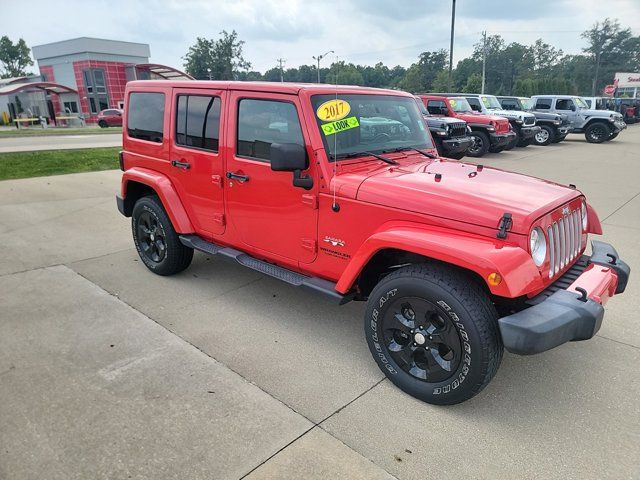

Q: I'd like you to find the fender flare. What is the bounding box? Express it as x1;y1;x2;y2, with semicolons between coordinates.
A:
121;167;194;233
335;222;544;298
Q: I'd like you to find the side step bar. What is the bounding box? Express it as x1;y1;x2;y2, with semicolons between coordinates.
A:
179;235;351;305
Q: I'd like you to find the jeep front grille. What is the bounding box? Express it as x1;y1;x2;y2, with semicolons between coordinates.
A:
524;116;536;126
449;122;467;138
547;208;582;278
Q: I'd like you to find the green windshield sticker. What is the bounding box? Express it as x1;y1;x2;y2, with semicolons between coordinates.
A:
321;116;360;136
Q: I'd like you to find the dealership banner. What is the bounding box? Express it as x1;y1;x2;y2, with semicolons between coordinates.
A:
614;72;640;88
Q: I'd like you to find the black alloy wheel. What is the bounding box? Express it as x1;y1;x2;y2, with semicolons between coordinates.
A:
467;131;489;157
585;122;611;143
382;297;462;383
136;210;167;263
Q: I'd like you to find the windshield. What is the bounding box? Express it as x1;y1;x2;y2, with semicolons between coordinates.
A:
575;97;588;109
481;95;503;109
519;98;533;110
414;97;429;115
448;97;472;112
311;94;434;160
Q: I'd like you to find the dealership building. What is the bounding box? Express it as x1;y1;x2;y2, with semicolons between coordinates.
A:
614;72;640;98
0;37;192;125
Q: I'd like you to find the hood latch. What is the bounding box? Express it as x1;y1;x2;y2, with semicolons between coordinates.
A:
497;213;512;239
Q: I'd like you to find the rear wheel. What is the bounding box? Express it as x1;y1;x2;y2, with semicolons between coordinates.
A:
467;131;490;157
132;195;193;276
585;122;611;143
532;125;555;146
364;263;503;405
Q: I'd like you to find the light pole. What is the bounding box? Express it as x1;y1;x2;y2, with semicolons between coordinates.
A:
312;50;334;83
207;68;212;81
448;0;456;91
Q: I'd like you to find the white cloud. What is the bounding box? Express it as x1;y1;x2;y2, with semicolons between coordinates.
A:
2;0;639;73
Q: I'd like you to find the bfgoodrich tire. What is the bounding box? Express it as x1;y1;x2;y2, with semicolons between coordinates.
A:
132;195;193;276
364;263;503;405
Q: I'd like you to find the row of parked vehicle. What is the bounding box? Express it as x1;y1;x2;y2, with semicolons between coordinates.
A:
416;93;628;159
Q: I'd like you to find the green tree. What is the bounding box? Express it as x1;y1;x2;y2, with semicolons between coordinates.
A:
326;61;364;85
0;36;33;78
581;18;635;95
463;73;482;93
183;30;251;80
431;70;450;92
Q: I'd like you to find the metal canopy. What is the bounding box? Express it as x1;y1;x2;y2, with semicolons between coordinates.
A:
135;63;194;81
0;81;78;95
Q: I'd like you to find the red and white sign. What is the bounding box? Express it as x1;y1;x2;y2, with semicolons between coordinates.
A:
603;85;616;96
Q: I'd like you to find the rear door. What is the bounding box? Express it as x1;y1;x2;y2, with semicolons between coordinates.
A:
169;88;226;235
224;91;318;264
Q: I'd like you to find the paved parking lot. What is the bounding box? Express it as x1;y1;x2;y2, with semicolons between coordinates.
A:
1;129;639;479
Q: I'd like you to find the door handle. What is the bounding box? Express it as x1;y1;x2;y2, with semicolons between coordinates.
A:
226;172;250;183
171;160;191;169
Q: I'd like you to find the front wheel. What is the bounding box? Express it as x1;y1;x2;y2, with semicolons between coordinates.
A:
364;263;503;405
132;195;193;275
98;120;108;128
608;132;619;140
532;125;556;146
585;122;611;143
467;131;490;157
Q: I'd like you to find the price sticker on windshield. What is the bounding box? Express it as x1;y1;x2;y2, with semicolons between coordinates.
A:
317;99;351;122
321;116;359;136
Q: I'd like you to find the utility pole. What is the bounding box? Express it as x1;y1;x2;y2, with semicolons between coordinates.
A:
448;0;456;91
312;50;334;83
481;31;487;94
277;58;286;82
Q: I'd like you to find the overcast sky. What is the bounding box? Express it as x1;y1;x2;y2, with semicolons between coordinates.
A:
3;0;640;73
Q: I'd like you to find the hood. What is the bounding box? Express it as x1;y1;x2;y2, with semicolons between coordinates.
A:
486;108;536;120
352;158;580;234
580;108;622;119
424;115;465;128
458;111;510;123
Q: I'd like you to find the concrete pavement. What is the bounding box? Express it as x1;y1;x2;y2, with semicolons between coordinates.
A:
1;128;639;479
0;133;121;153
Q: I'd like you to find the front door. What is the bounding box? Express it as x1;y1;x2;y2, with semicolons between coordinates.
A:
224;92;318;264
169;88;226;235
555;98;578;125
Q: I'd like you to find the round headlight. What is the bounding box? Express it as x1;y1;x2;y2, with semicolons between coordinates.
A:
529;227;546;267
581;201;588;230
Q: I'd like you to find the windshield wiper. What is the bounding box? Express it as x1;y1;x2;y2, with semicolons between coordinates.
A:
332;151;398;165
383;147;438;159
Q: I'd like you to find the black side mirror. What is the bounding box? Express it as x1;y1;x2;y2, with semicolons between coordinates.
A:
270;143;313;190
570;105;576;111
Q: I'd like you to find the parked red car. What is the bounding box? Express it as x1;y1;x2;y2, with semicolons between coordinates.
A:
116;81;629;405
418;95;514;157
97;108;123;128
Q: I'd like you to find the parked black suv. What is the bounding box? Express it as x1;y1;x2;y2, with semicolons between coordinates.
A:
415;97;472;159
497;96;570;146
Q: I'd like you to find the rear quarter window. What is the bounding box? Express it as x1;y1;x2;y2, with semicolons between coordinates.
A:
127;92;165;143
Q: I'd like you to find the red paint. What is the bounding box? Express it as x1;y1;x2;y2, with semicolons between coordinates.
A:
569;264;618;305
120;80;610;299
418;94;511;133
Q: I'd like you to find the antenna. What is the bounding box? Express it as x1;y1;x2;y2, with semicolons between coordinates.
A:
331;54;340;212
277;58;286;82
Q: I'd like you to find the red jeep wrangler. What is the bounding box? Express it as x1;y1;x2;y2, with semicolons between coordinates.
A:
117;81;629;405
418;95;514;157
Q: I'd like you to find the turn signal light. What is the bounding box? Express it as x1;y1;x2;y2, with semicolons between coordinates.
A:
487;272;502;286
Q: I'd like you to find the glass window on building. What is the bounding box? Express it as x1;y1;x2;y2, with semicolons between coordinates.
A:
83;68;110;114
63;101;78;113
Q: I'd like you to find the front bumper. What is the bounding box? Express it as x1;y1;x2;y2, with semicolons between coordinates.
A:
440;136;473;155
612;120;627;133
498;241;630;355
520;125;541;139
489;131;516;147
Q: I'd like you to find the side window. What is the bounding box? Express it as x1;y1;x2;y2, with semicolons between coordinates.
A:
501;99;516;110
127;92;165;143
427;100;447;115
175;95;221;151
556;99;574;110
584;99;593;108
466;97;482;111
237;99;304;162
535;98;552;110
